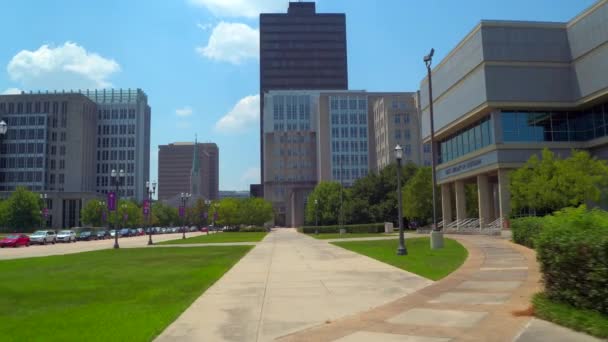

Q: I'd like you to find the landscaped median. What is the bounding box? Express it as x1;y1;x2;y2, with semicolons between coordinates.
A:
158;231;267;245
0;246;251;342
308;233;398;240
332;237;467;281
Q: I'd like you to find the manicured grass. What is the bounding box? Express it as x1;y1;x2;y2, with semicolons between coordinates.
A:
332;237;467;280
307;233;398;240
0;246;251;342
158;232;267;245
533;293;608;339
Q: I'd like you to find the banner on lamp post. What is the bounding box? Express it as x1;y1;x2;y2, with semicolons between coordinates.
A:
179;206;185;218
43;208;49;218
143;200;150;216
107;192;116;211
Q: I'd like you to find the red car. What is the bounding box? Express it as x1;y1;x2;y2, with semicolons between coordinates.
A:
0;234;30;248
200;227;209;233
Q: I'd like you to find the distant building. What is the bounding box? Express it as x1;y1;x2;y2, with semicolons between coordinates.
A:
259;1;348;194
0;92;100;228
158;142;218;201
80;89;151;202
219;191;250;199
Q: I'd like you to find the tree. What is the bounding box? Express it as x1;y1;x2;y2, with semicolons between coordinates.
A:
4;187;42;232
305;181;343;225
239;198;273;226
107;200;142;228
510;149;608;214
215;198;240;227
81;200;108;227
152;202;178;227
402;167;439;224
186;198;209;227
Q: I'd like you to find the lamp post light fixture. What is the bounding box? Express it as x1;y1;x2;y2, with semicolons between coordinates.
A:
146;180;156;245
394;145;407;256
111;169;125;249
180;192;191;239
424;48;444;250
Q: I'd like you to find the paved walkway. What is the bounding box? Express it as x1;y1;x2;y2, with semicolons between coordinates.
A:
278;234;599;342
155;228;432;342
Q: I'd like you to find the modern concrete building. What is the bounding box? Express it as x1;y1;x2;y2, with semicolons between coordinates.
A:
158;142;219;201
259;1;348;194
420;0;608;231
0;92;100;228
80;89;151;202
263;90;424;226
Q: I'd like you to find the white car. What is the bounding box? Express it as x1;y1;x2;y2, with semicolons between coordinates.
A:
29;230;56;245
56;230;76;243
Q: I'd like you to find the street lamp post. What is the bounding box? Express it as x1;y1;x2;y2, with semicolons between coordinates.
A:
111;169;125;249
180;192;191;239
424;48;444;250
146;180;156;245
395;145;407;256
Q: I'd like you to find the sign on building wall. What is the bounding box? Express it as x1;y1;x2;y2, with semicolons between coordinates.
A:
437;151;498;181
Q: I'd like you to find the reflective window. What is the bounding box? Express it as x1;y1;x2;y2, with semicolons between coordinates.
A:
438;116;493;164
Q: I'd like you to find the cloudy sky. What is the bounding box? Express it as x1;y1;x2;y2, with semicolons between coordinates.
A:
1;0;595;190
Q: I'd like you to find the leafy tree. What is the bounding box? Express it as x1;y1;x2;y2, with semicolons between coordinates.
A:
239;198;273;226
152;202;178;227
215;198;240;227
186;198;209;227
510;149;608;214
305;181;344;225
4;187;42;232
465;183;479;218
81;200;108;227
402;167;439;224
107;200;142;228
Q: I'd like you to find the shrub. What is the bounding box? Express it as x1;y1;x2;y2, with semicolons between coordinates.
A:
535;206;608;315
238;226;267;233
511;216;545;248
298;223;385;234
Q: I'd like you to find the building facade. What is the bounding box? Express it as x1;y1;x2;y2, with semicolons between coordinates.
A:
80;89;151;202
259;1;348;193
0;92;100;228
419;0;608;230
158;142;219;201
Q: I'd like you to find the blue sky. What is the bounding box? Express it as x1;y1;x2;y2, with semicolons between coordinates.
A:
1;0;596;190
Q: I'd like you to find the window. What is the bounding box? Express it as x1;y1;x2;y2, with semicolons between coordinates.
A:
394;115;400;124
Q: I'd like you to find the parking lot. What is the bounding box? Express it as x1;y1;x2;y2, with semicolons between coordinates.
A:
0;231;204;260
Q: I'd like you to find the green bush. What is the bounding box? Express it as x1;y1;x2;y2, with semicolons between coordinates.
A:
535;206;608;315
298;223;385;234
511;216;545;248
237;226;267;233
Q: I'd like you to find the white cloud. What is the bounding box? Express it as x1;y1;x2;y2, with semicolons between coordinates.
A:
215;94;259;133
196;22;259;64
240;167;260;184
176;106;193;117
197;22;213;31
2;88;21;95
7;42;120;90
189;0;287;18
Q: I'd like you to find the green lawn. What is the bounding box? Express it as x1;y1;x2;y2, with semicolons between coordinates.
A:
332;237;467;280
158;232;267;245
307;233;398;240
0;246;251;342
533;293;608;339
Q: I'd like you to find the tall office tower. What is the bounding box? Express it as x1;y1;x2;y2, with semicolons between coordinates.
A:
0;92;99;228
158;142;219;202
259;1;348;194
81;89;151;202
372;93;425;171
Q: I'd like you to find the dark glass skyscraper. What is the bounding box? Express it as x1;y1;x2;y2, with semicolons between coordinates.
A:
259;1;348;193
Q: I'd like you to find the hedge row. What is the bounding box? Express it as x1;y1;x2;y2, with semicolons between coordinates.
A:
223;226;268;233
514;206;608;315
511;216;544;248
298;223;385;234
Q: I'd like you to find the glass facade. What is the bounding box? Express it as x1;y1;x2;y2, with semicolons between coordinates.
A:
501;102;608;143
329;95;369;186
272;95;312;131
439;116;494;164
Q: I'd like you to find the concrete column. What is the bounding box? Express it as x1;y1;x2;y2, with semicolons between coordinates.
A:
477;174;491;229
498;169;512;223
454;180;466;227
441;183;453;226
488;183;496;222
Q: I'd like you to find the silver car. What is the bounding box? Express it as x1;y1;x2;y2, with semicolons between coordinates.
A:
29;230;56;245
56;230;76;243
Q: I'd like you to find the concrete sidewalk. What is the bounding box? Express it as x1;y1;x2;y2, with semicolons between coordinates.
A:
154;228;432;342
278;235;600;342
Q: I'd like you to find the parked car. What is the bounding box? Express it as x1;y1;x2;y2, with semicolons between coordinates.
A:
109;230;117;237
136;228;145;236
96;230;110;239
200;227;209;233
77;230;97;241
119;228;131;237
56;230;76;243
29;230;56;245
0;234;30;248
